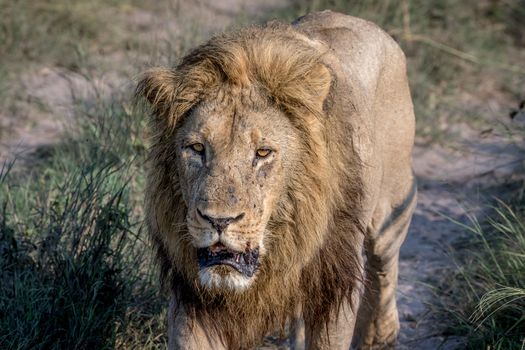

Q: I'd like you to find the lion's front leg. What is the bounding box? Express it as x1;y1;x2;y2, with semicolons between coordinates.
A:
304;297;359;350
354;181;417;349
168;293;226;350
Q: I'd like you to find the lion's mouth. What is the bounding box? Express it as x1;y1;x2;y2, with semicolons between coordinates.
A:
197;243;260;277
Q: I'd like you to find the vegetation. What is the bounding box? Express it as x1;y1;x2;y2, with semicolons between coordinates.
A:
0;0;523;348
437;199;525;349
0;92;166;348
0;0;146;70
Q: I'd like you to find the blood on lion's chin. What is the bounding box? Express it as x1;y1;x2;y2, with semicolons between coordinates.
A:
138;10;416;350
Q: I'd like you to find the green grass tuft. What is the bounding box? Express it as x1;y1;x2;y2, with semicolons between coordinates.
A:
438;202;525;349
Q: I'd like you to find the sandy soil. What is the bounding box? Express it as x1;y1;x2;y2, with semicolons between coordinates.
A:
1;1;523;349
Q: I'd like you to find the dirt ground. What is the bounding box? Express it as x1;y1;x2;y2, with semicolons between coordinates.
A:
397;137;522;349
1;1;523;349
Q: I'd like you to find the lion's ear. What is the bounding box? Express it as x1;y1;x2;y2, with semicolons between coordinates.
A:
307;63;332;112
136;66;220;128
137;67;201;129
136;68;178;119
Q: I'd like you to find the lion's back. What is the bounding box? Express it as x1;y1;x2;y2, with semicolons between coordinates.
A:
295;10;416;226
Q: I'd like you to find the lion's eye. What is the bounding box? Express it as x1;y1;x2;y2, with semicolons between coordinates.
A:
256;149;272;158
189;143;205;154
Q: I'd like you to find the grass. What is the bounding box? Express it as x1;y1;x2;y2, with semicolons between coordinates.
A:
0;0;524;348
0;0;146;71
437;200;525;349
0;91;166;349
431;117;525;348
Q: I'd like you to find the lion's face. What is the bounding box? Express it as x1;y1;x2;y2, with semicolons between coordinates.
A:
174;92;300;291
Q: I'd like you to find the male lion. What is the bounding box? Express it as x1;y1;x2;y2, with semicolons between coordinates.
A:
137;10;416;350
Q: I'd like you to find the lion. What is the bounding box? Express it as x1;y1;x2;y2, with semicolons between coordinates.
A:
137;10;417;350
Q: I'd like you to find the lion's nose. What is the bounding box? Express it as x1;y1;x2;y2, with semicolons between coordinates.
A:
197;209;245;234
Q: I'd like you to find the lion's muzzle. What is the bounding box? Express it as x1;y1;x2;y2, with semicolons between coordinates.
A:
197;243;260;277
196;208;245;234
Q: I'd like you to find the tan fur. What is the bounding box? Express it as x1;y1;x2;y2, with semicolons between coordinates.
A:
138;10;416;350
